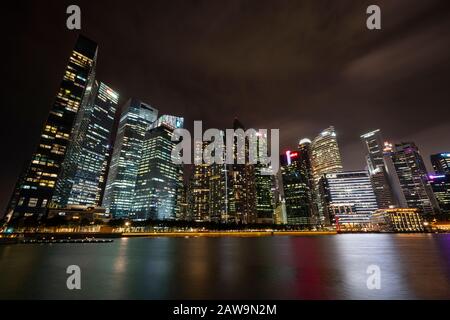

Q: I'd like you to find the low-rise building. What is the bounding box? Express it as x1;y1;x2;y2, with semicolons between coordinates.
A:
47;205;111;224
370;208;424;232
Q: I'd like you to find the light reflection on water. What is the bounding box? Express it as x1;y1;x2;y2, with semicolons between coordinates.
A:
0;234;449;299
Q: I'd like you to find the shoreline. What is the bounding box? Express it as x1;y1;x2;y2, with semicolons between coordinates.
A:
122;231;337;237
0;231;339;241
2;231;447;244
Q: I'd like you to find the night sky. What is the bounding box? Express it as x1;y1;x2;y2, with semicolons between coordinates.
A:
2;0;450;214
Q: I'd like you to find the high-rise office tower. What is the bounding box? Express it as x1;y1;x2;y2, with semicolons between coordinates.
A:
102;98;158;218
132;115;184;221
431;153;450;175
360;129;385;170
298;138;318;223
386;142;440;215
254;169;274;223
203;129;233;223
360;129;395;209
280;150;313;225
9;35;97;219
190;119;259;224
428;174;450;215
310;126;343;223
52;81;119;207
254;131;274;224
229;119;257;224
97;142;115;206
319;171;378;229
310;126;343;185
190;141;211;222
209;161;230;223
273;163;287;225
176;181;190;221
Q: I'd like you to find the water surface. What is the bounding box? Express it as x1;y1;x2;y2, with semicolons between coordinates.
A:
1;234;449;299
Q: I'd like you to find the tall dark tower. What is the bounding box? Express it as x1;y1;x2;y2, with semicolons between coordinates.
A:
387;142;440;215
280;149;313;225
8;35;98;220
298;138;318;224
431;153;450;175
102;98;158;219
230;118;257;223
51;81;119;208
360;129;396;209
132;115;184;221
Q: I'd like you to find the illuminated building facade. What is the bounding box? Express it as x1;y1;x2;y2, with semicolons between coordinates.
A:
371;208;424;232
209;162;230;223
176;181;189;220
52;81;119;207
190;141;211;222
47;205;111;224
229;119;257;224
273;168;287;224
132;115;184;220
254;131;274;224
310;126;343;184
254;168;274;223
431;153;450;175
319;171;378;228
360;129;396;208
298;138;318;223
386;142;440;215
310;126;343;222
9;35;98;219
189;120;260;224
281;150;313;225
103;98;158;218
429;174;450;215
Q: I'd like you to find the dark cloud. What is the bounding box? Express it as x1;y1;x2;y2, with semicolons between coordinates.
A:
2;0;450;213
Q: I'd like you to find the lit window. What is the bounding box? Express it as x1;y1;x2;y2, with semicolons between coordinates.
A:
28;198;38;207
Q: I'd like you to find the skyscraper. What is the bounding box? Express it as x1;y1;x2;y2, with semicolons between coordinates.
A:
319;171;378;229
254;131;274;224
189;119;260;224
254;168;274;223
360;129;385;171
132;115;184;221
428;174;450;215
360;129;395;209
229;119;257;224
208;161;230;223
176;181;190;221
310;126;343;222
198;129;233;223
231;159;257;224
280;150;313;225
298;138;318;223
52;81;119;207
9;35;98;220
310;126;343;185
190;141;211;222
103;98;158;219
431;153;450;175
386;142;440;215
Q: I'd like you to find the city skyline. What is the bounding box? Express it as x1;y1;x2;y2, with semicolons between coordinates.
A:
2;33;449;224
3;0;450;215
